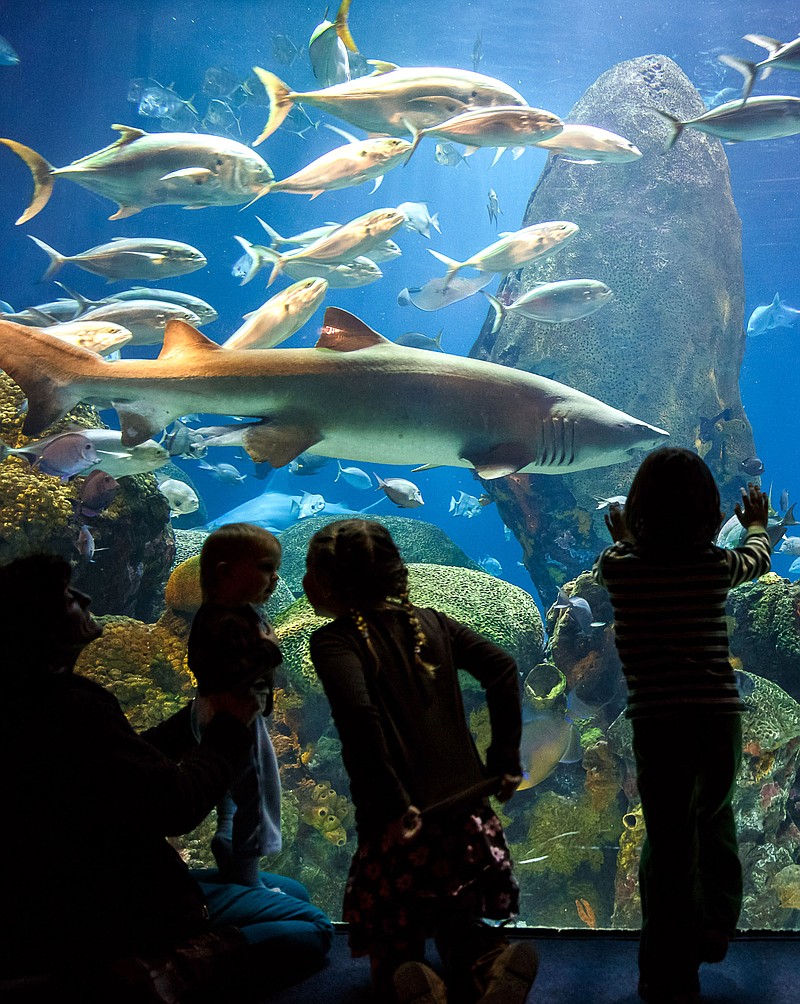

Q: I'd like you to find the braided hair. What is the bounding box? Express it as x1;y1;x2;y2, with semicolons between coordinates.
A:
307;519;437;676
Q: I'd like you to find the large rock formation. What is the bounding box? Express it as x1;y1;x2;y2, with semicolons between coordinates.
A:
471;55;755;605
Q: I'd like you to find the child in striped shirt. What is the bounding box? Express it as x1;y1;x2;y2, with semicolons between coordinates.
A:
594;447;770;1004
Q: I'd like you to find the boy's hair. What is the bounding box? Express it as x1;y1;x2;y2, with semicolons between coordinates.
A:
200;523;280;598
307;519;436;675
624;447;722;551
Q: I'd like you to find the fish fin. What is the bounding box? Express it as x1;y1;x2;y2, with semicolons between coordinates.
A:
369;175;383;194
323;122;360;145
366;60;398;74
410;463;442;472
53;281;97;315
490;147;506;167
0;138;55;225
559;725;583;764
160;167;215;183
647;107;684;149
157;320;222;360
28;235;67;281
462;442;531;479
308;190;327;199
241;422;322;467
559;157;602;165
317;307;393;351
511;146;526;160
266;258;285;287
430;212;441;234
335;0;359;53
481;290;506;335
742;33;783;54
110;124;148;144
115;404;175;446
255;216;284;246
427;248;463;283
0;321;98;436
251;67;294;147
109;205;142;220
433;328;444;350
462;145;480;157
717;54;757;102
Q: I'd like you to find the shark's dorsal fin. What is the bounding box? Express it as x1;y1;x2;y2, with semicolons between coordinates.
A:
158;320;222;360
316;308;392;351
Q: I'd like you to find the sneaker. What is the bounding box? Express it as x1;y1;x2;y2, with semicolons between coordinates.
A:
477;941;539;1004
393;961;448;1004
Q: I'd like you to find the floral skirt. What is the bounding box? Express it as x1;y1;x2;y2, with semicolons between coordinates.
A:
343;801;519;960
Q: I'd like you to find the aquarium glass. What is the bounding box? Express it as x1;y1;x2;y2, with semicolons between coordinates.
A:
1;0;798;932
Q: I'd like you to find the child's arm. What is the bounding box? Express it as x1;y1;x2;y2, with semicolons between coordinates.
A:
728;483;771;586
604;501;634;544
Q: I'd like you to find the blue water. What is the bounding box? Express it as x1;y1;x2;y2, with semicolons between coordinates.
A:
0;0;798;596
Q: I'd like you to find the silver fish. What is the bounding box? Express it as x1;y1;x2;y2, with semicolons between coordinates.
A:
482;280;613;331
266;207;405;285
653;95;800;148
335;461;372;489
395;330;444;351
107;288;218;324
73;300;202;345
367;239;402;264
397;201;441;239
39;319;132;356
308;0;358;89
0;125;274;224
222;278;329;350
236;240;383;288
449;490;483;518
28;235;207;282
254;134;411;199
0;34;20;66
161;419;208;459
534;124;642;163
406;105;563;160
434;142;469;167
78;428;170;478
198;460;246;483
252;64;527;144
487;189;502;226
256;218;342;248
158;477;200;516
376;475;424;507
429;221;579;283
0;309;670;477
720;34;800;102
398;275;493;311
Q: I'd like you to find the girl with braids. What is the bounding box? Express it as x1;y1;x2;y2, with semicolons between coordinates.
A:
304;519;538;1004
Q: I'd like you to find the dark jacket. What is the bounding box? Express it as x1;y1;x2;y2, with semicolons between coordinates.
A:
0;671;251;975
310;606;522;835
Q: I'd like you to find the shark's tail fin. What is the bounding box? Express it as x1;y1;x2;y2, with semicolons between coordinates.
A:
0;321;98;436
251;67;295;147
0;137;55;225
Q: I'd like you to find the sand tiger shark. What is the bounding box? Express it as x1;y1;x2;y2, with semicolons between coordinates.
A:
0;308;669;476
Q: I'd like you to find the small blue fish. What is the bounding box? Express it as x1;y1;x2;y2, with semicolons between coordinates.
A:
335;461;372;490
551;588;605;636
449;490;483;518
0;299;14;313
0;35;20;66
289;452;333;476
198;459;246;484
746;293;800;336
479;554;503;576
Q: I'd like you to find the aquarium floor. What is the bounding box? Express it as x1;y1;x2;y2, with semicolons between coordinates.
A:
257;928;797;1004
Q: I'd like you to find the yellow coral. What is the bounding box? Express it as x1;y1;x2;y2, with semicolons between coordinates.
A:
165;555;203;615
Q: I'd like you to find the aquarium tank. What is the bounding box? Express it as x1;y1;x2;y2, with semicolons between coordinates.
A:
1;0;799;932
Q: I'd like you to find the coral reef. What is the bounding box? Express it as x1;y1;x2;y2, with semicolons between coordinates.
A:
469;55;755;605
0;371;174;619
728;573;800;701
274;562;544;693
162;553;296;620
171;528;209;570
277;514;482;594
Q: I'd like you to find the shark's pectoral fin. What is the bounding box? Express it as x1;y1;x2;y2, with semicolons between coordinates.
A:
462;442;532;480
241;421;322;467
109;205;142;221
115;404;177;446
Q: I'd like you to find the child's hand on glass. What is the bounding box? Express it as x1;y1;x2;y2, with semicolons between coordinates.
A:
734;483;769;529
604;502;632;543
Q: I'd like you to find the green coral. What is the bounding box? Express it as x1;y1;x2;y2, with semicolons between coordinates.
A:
728;574;800;700
275;562;544;693
278;514;482;594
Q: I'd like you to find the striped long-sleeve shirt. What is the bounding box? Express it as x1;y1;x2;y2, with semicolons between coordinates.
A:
593;526;771;719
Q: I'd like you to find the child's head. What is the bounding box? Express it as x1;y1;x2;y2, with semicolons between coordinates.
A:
304;519;407;616
200;523;281;606
624;447;722;550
